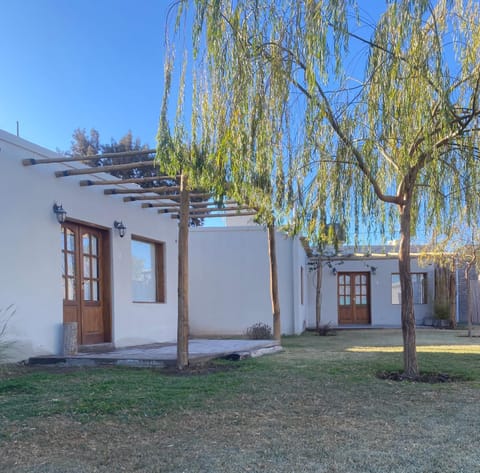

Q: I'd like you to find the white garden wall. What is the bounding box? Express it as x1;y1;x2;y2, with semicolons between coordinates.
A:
189;226;309;336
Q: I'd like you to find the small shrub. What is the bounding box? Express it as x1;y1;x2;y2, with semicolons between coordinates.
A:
434;302;450;320
0;305;15;363
246;322;273;340
316;322;336;336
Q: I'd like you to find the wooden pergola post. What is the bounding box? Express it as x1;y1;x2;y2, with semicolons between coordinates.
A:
267;223;281;340
177;173;190;369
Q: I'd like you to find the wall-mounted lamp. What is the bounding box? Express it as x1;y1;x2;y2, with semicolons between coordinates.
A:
53;203;67;224
370;266;377;275
114;220;127;238
331;267;337;276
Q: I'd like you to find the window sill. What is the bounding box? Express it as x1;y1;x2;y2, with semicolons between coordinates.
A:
132;301;166;304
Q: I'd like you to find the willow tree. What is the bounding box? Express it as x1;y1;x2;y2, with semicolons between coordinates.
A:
161;0;480;377
158;0;299;341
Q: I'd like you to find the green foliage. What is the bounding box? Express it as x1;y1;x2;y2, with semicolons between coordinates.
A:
434;302;450;320
70;128;207;225
70;128;100;157
160;0;480;241
70;128;171;187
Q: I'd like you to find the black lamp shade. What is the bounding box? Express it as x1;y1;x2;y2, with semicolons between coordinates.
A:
53;203;67;224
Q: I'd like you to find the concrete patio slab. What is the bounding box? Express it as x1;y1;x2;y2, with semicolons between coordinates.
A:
28;339;282;368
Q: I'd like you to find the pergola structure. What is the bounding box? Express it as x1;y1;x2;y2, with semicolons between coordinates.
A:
23;149;256;220
23;149;257;368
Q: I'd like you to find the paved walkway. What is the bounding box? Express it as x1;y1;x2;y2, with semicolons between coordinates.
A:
28;339;282;368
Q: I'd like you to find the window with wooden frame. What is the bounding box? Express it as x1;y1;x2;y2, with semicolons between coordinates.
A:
131;237;165;303
391;273;427;305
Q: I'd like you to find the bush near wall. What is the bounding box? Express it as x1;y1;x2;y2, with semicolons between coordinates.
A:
246;322;273;340
0;305;15;363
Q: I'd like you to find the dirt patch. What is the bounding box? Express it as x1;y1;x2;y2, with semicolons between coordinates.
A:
377;371;463;383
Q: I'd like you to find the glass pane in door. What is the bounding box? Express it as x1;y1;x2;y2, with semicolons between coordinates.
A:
82;234;90;253
84;281;91;300
62;227;77;301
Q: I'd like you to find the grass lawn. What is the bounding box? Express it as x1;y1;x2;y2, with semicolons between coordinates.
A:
1;328;480;472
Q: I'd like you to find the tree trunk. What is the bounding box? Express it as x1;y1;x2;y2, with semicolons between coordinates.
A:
267;223;281;340
177;173;190;369
398;200;419;378
434;264;456;329
434;265;448;307
315;258;322;330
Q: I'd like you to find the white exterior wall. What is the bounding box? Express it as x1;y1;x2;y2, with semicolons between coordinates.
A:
189;226;308;336
306;256;435;327
0;130;178;361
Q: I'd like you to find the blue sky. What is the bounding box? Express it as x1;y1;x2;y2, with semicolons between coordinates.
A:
0;0;174;152
0;1;385;154
0;2;467;244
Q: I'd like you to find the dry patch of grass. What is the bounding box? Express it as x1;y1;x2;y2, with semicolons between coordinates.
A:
1;329;480;472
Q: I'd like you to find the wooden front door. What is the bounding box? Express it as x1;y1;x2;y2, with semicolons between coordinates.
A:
62;223;111;345
338;272;371;325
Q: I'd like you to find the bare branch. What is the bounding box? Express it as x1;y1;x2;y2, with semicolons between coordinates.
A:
263;42;399;205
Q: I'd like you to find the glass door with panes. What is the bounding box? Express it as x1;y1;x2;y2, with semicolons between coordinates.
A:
337;272;371;325
61;223;110;344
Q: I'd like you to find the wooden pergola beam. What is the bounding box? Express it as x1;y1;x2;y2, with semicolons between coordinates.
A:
159;205;253;215
123;193;212;202
26;146;253;219
170;211;257;219
124;195;179;202
142;200;236;209
189;205;252;213
104;185;181;195
80;175;177;186
55;160;156;177
23;148;156;166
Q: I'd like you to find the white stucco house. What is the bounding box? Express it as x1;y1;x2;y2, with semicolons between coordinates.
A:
1;129;441;362
188;227;437;336
0;129;179;361
306;248;436;329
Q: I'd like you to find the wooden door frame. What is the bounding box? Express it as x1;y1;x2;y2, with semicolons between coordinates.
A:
337;271;371;325
62;220;112;345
